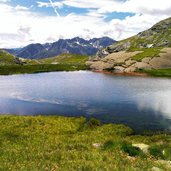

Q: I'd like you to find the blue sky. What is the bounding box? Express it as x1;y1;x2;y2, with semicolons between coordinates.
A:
9;0;131;19
0;0;171;48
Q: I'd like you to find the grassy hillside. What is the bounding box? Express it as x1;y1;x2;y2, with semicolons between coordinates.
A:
0;50;22;65
0;116;171;171
0;53;88;75
39;53;88;65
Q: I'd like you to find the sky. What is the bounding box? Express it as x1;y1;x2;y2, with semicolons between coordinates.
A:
0;0;171;48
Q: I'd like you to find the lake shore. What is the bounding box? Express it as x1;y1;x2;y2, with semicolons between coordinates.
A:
0;64;87;75
94;70;149;77
92;68;171;78
0;115;171;170
0;64;171;78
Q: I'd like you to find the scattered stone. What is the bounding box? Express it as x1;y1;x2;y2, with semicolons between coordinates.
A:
150;166;163;171
132;143;149;153
92;143;101;148
147;44;154;48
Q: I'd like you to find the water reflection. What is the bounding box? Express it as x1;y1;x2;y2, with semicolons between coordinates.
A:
0;71;171;132
136;90;171;119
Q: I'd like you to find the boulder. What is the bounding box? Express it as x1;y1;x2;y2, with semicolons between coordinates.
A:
132;143;149;154
114;66;125;73
125;60;136;66
124;66;137;72
133;62;151;69
142;57;151;63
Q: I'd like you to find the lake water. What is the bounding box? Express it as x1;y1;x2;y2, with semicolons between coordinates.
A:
0;71;171;132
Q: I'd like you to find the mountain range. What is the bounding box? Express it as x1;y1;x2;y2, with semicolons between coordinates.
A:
4;37;116;59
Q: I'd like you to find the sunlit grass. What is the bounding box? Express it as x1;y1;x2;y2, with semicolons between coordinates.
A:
131;48;162;61
0;116;171;170
0;64;87;75
141;68;171;77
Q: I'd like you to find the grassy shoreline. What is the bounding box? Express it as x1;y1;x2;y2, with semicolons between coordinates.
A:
0;64;87;75
0;64;171;78
0;115;171;170
140;68;171;77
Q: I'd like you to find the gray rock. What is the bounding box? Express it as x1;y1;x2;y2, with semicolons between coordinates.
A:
86;61;114;71
92;143;101;148
124;66;137;72
114;66;125;73
142;57;151;63
125;60;136;66
134;62;151;69
132;143;149;154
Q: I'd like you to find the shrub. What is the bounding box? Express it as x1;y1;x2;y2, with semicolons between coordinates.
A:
149;145;164;159
103;140;118;150
121;142;142;157
87;118;101;128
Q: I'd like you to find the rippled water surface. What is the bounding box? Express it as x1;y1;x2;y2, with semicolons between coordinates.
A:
0;71;171;132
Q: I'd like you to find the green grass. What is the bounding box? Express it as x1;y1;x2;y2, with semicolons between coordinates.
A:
141;68;171;77
0;116;171;170
0;64;87;75
131;48;162;61
0;50;18;65
39;54;88;65
0;51;88;75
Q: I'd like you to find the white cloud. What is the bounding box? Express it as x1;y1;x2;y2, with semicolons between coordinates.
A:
0;0;10;3
37;1;63;8
14;5;29;11
0;0;171;48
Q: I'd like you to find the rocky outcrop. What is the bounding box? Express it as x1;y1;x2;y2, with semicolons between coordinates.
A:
86;48;171;72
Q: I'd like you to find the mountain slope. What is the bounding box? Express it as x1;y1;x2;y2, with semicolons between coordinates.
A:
0;50;23;65
5;37;116;59
39;54;88;65
87;17;171;72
